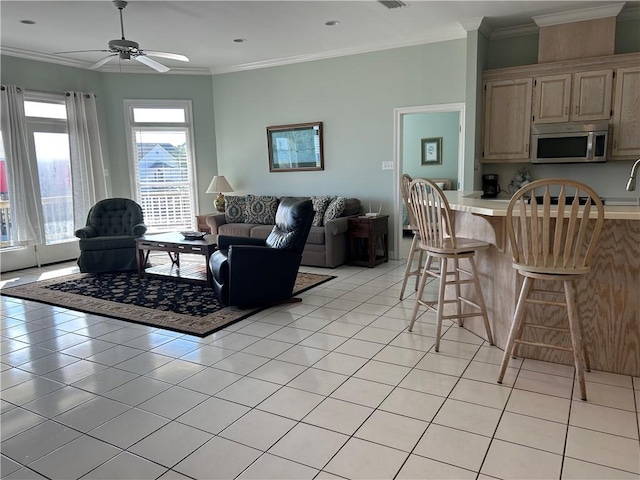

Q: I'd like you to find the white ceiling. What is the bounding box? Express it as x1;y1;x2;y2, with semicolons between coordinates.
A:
1;1;638;74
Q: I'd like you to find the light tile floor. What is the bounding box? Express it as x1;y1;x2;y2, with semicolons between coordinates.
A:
1;258;639;479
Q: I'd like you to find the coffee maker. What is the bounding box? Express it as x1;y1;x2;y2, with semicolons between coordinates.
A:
482;174;500;198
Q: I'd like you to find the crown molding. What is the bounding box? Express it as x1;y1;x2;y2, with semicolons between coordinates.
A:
209;27;467;74
459;17;494;39
490;23;538;40
0;46;211;75
533;3;625;27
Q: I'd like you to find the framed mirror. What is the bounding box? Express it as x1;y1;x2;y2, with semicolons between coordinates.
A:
267;121;324;172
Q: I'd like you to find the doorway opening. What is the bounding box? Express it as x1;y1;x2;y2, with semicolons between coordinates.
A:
393;103;465;261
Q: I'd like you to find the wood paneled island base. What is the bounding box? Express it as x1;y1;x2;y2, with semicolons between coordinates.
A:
441;192;640;376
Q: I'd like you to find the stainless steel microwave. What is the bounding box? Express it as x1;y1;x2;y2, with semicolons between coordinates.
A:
532;121;609;164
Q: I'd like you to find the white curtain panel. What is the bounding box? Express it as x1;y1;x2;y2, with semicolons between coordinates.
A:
65;92;108;230
0;85;44;246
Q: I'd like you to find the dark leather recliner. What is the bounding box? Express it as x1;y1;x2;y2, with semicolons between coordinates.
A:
209;198;314;307
75;198;147;273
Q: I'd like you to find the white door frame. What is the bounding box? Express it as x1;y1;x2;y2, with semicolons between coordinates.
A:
392;103;465;260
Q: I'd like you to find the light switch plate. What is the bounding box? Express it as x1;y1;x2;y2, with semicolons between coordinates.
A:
382;161;394;170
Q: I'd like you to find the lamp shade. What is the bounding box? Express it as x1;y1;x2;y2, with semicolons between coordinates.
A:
206;175;234;194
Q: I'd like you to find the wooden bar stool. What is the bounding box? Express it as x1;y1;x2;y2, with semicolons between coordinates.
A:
399;175;452;301
407;178;494;352
399;174;424;300
497;179;604;400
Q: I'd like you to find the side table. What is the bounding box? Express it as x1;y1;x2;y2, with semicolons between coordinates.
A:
196;214;212;234
348;215;389;267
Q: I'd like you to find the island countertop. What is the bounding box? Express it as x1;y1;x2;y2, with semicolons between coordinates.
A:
443;191;640;221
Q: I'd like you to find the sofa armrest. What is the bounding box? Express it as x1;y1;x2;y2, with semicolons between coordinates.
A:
74;226;98;238
324;216;350;236
206;213;227;236
217;235;266;250
131;223;147;236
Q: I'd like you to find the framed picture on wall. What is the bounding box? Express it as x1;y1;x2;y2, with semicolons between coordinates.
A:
421;137;442;165
267;122;324;172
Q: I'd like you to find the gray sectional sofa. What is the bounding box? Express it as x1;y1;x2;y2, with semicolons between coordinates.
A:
205;195;362;268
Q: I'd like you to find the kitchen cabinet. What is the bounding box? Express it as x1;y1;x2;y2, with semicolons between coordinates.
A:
611;66;640;158
533;69;613;124
482;78;533;162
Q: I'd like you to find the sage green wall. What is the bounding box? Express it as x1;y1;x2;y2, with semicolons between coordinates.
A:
0;55;216;213
615;18;640;54
402;111;459;184
212;40;467;254
487;34;538;69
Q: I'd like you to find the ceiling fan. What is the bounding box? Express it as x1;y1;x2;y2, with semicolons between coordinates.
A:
54;0;189;73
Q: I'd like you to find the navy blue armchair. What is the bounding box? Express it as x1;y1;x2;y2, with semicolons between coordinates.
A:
75;198;147;273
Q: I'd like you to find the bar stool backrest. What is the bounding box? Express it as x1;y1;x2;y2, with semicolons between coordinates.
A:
409;178;455;250
400;174;417;231
506;179;604;275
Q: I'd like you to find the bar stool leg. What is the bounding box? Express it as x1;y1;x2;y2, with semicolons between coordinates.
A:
453;257;463;327
565;280;587;401
498;276;533;384
435;257;448;352
469;256;494;346
408;255;431;332
399;233;419;300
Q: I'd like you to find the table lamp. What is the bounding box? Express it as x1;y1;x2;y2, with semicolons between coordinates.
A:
206;175;234;212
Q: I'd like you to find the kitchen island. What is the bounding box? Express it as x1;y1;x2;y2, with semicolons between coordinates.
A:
442;191;640;376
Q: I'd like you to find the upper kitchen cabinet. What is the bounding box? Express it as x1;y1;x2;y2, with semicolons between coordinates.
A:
611;66;640;158
571;70;613;121
533;70;613;124
482;78;533;162
532;74;571;123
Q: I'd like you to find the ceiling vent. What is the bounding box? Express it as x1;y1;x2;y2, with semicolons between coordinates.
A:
378;1;407;9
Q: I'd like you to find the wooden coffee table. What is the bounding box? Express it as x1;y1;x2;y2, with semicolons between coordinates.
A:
135;232;217;287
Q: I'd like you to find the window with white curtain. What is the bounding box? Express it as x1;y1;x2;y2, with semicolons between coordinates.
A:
124;100;197;232
0;93;74;249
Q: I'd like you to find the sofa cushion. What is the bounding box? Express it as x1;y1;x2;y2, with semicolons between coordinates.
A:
249;225;273;239
311;195;333;227
225;195;247;223
245;195;279;225
324;196;347;223
219;223;254;237
343;198;361;217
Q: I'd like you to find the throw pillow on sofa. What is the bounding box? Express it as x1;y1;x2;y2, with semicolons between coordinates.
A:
245;195;279;224
225;195;247;223
324;196;347;223
311;195;333;227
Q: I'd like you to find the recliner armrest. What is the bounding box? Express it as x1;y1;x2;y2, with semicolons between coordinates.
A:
131;223;147;236
217;235;266;250
75;226;98;238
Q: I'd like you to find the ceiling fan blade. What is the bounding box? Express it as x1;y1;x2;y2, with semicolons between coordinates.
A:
89;55;117;70
53;49;111;54
142;51;189;62
134;55;170;73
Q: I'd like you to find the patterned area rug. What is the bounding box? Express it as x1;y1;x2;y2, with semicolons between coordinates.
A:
1;272;335;337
